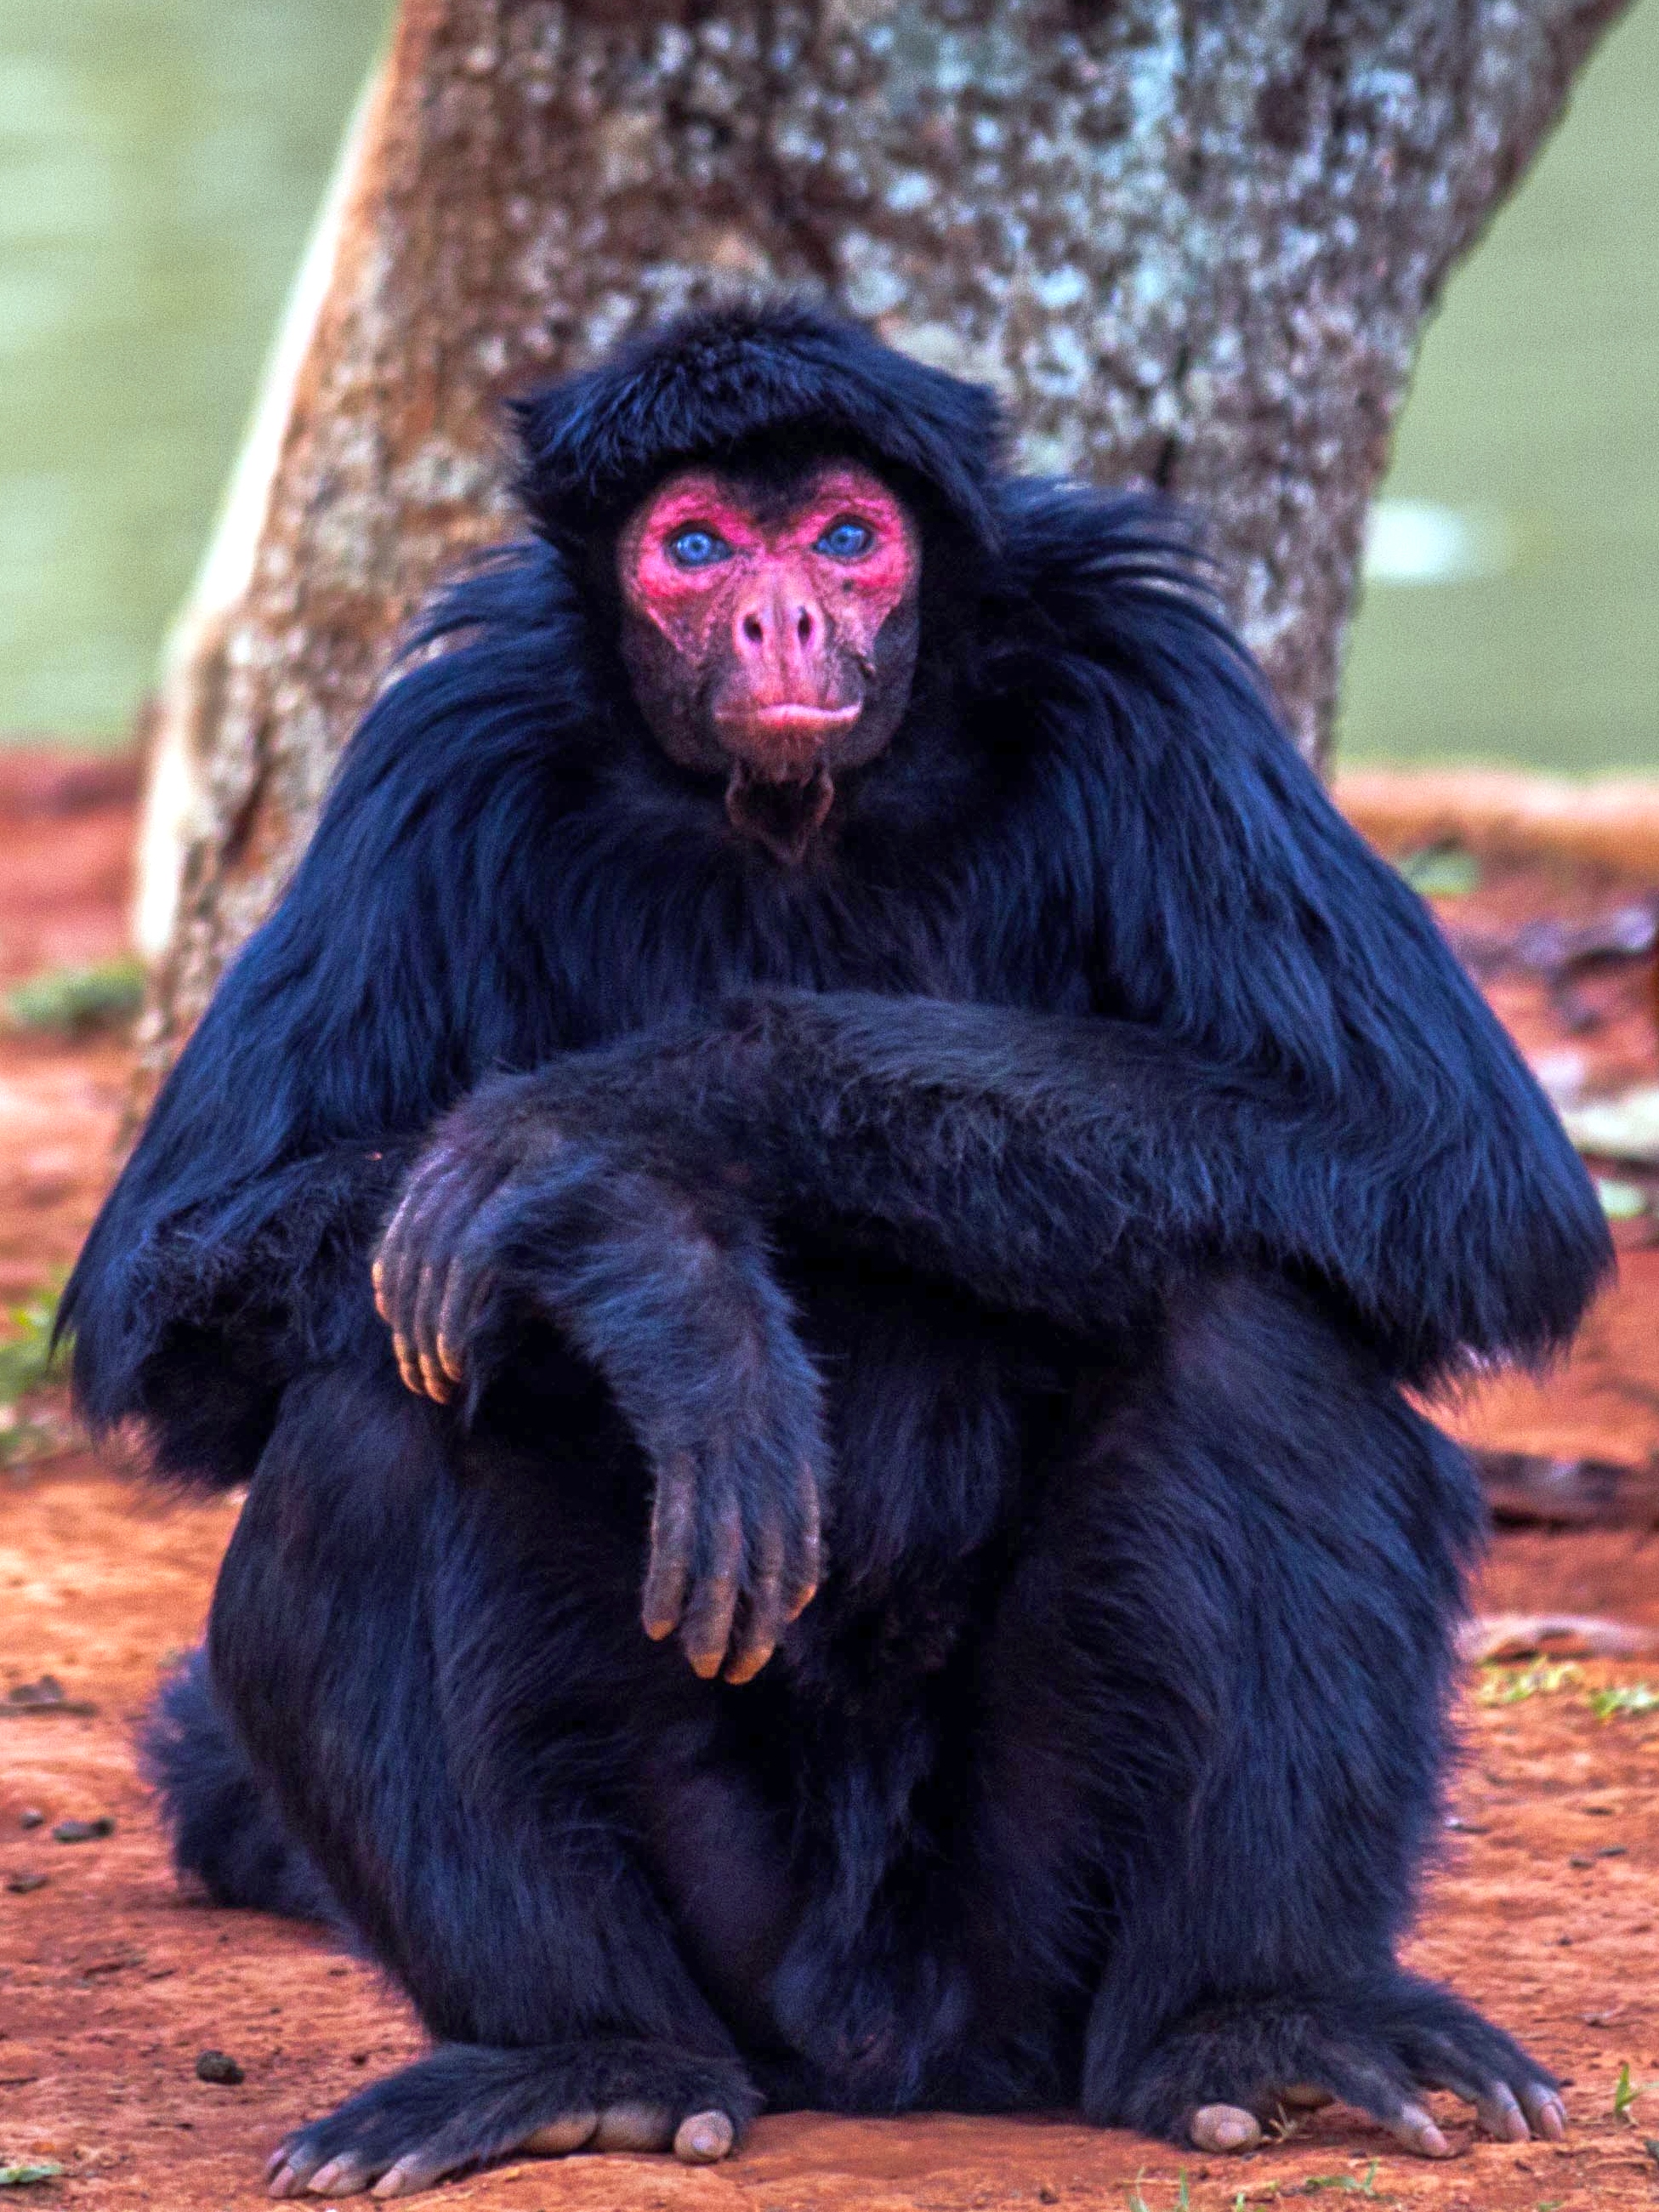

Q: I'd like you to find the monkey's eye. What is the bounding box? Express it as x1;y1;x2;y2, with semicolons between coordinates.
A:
667;526;732;570
815;518;874;560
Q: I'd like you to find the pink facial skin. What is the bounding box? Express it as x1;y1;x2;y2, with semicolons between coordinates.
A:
616;463;921;783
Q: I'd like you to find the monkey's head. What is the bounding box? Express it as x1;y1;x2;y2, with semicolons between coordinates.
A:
510;303;1005;864
615;458;919;861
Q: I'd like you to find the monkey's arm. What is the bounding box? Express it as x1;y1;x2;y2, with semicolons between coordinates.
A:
679;987;1605;1379
382;964;1605;1395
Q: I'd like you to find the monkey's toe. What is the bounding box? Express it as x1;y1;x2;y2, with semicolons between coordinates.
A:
1520;2084;1568;2141
520;2112;598;2154
1382;2101;1452;2158
589;2101;677;2152
675;2109;736;2162
306;2154;374;2194
1190;2104;1262;2152
265;2043;754;2198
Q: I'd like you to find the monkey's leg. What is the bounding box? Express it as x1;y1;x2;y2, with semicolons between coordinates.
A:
981;1271;1565;2159
209;1362;758;2199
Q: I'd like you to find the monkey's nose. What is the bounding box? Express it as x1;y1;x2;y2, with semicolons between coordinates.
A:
736;596;817;660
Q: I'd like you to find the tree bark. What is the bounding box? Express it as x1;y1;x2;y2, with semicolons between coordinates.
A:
139;0;1628;1069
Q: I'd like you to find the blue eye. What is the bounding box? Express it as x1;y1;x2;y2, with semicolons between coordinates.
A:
668;526;730;569
816;519;873;560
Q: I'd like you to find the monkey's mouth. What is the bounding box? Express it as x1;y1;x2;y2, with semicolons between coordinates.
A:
714;700;861;745
724;760;835;865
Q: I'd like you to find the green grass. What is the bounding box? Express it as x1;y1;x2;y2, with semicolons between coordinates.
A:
1614;2061;1646;2122
0;1291;62;1407
0;1289;68;1467
1589;1683;1659;1721
1396;842;1481;898
5;957;144;1037
1478;1660;1582;1705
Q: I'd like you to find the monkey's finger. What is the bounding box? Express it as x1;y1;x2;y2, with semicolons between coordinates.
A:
411;1262;455;1402
377;1157;487;1334
372;1192;417;1326
390;1331;427;1399
434;1254;488;1387
373;1169;448;1335
372;1159;446;1315
1189;2106;1261;2153
641;1453;696;1641
1519;2084;1568;2140
438;1178;537;1366
783;1459;822;1623
723;1519;786;1685
680;1497;743;1680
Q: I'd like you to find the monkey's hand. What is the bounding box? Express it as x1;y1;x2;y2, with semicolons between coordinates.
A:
372;1086;823;1684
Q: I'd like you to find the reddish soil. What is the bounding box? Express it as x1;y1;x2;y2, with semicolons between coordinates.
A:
3;756;1659;2211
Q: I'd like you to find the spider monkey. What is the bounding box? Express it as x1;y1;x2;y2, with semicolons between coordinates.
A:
65;304;1607;2198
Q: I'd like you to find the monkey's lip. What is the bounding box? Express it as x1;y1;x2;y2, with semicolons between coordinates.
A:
715;700;862;742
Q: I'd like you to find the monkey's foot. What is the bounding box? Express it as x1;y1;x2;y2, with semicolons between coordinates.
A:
1105;1975;1567;2160
264;2039;758;2198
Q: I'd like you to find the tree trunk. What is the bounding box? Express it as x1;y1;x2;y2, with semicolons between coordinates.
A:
139;0;1628;1072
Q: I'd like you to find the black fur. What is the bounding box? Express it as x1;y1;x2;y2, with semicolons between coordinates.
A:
64;304;1608;2190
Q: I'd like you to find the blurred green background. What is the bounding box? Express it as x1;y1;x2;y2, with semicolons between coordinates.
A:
0;0;1653;769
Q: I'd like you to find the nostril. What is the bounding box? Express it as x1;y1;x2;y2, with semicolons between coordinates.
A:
742;613;764;645
796;607;814;645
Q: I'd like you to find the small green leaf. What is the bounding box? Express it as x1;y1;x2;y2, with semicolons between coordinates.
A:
1589;1683;1659;1721
1594;1176;1649;1220
0;1291;63;1412
1614;2059;1645;2119
0;2162;64;2187
5;957;145;1037
1479;1659;1581;1705
1399;842;1481;897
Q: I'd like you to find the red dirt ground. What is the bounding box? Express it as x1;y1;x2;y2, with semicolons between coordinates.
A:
3;755;1659;2212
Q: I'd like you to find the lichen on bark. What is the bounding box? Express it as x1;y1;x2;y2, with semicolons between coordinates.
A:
143;0;1628;1064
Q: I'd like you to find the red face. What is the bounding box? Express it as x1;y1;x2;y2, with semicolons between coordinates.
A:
616;462;921;861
